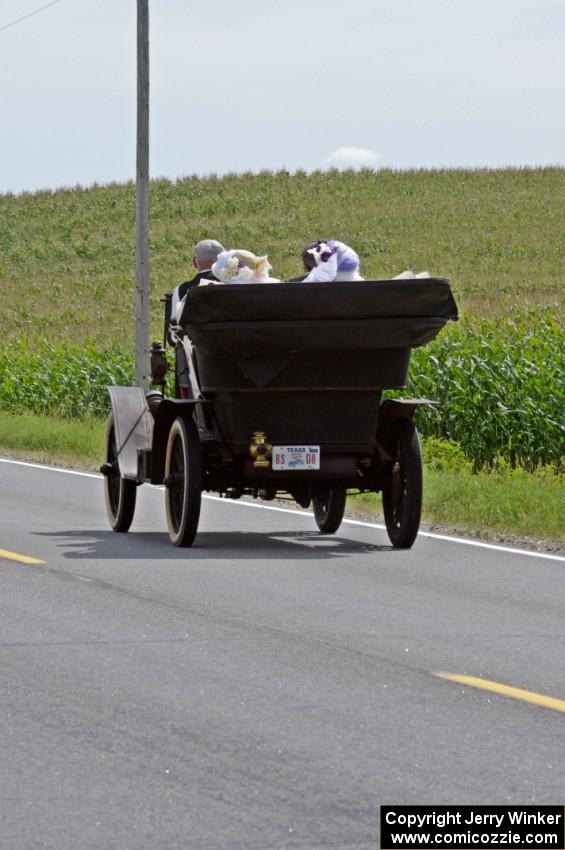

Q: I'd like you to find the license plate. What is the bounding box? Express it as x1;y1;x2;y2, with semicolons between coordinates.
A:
272;446;320;470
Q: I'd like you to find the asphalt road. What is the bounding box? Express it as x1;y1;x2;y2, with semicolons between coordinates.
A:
1;458;565;850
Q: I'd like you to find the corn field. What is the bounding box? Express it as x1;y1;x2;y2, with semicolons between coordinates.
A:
406;312;564;471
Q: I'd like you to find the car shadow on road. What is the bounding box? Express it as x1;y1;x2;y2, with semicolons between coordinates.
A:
34;528;394;561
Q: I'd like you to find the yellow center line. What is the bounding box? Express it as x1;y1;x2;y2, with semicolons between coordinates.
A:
434;671;565;714
0;548;46;565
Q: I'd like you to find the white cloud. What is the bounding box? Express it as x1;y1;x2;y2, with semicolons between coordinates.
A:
324;147;382;171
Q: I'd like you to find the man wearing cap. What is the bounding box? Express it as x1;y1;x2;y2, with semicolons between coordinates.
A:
170;238;225;319
170;238;225;398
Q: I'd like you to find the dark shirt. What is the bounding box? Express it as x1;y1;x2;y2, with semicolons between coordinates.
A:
168;270;218;345
175;269;218;302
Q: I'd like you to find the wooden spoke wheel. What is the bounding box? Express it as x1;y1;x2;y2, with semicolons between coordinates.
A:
103;414;137;533
382;418;423;549
313;487;347;534
164;417;202;547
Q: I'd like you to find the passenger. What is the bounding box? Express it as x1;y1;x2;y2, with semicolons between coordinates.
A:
170;238;225;319
211;249;279;283
297;239;365;282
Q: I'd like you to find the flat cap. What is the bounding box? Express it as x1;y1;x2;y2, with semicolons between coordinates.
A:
194;239;225;261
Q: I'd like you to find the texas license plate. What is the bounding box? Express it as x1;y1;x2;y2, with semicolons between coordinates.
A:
272;446;320;470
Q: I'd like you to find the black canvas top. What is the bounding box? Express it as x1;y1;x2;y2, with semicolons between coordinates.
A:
177;279;458;369
180;278;458;327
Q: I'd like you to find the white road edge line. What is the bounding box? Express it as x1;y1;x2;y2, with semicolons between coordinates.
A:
1;457;564;563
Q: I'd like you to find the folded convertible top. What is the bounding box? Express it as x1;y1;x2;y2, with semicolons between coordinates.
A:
180;279;458;327
177;280;458;389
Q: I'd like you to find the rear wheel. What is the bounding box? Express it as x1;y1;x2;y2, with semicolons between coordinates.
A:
164;417;202;547
313;487;346;534
103;414;137;532
382;418;422;548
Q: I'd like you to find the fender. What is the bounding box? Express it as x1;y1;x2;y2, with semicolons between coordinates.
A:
376;398;436;450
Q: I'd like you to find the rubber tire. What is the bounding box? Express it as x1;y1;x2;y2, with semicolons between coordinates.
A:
382;418;423;548
104;413;137;532
313;488;347;534
164;417;202;547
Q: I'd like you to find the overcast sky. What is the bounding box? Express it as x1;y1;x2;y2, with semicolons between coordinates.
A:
1;0;564;193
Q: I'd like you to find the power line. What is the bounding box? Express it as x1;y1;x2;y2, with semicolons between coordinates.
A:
0;0;63;34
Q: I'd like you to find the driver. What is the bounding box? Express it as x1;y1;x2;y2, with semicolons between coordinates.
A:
170;238;225;320
171;238;225;398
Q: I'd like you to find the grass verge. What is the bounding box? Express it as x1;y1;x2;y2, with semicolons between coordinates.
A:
0;412;104;469
352;438;564;549
0;413;562;552
351;471;564;550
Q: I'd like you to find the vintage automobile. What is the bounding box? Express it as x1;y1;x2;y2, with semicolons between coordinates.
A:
101;279;458;549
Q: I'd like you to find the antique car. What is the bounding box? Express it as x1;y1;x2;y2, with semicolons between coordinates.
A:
101;279;458;548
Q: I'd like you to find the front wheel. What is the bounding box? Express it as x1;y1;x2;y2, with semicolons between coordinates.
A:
382;418;422;548
164;417;202;547
313;487;346;534
103;414;137;532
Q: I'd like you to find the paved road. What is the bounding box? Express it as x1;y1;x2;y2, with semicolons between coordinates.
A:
1;458;565;850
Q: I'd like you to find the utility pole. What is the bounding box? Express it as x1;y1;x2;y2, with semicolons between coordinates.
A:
135;0;150;391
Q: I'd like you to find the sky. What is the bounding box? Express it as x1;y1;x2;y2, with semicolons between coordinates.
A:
1;0;565;194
